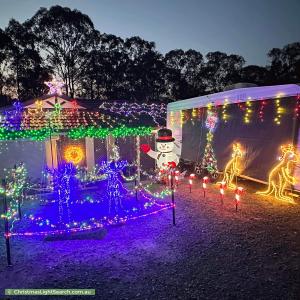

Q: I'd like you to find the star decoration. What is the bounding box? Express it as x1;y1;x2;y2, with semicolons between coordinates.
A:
45;78;65;95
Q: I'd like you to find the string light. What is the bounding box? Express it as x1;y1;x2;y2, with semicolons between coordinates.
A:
257;144;298;203
192;108;197;119
0;163;27;223
295;94;300;118
99;102;166;127
222;98;229;123
244;98;253;124
200;109;218;178
68;125;153;139
258;100;267;122
180;110;184;127
274;95;284;125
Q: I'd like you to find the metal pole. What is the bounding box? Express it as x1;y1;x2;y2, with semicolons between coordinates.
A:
134;177;138;201
18;197;22;220
136;136;141;185
170;169;175;225
48;119;54;169
2;179;12;266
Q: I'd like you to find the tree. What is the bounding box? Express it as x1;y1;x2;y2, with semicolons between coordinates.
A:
124;36;166;102
240;65;268;85
29;5;99;97
4;19;50;100
267;42;300;84
204;51;245;92
164;49;205;100
0;29;12;105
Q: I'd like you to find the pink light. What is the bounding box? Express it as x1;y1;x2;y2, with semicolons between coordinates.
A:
45;78;65;95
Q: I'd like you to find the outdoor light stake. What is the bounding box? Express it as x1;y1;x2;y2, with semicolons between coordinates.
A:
18;188;25;220
134;177;138;201
219;181;226;205
202;176;209;198
189;173;195;193
2;179;12;266
235;187;244;212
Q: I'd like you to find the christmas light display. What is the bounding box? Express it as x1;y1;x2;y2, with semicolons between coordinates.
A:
258;100;267;122
199;110;219;179
180;110;184;127
64;146;85;165
35;100;43;113
202;176;209;198
45;78;65;95
99;102;166;127
274;96;283;125
257;144;298;203
244;99;253;124
0;125;153;141
189;173;195;193
0;128;52;141
1;163;27;223
100;160;128;213
221;99;229;123
68;125;153;140
4;101;24;130
222;143;244;189
54;102;62;115
295;94;300;118
219;181;226;205
46;163;78;223
192;108;197;119
235;187;244;211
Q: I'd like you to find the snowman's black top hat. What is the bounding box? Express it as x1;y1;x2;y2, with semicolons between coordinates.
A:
156;128;175;143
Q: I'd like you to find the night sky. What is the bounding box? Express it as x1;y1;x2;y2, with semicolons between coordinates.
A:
0;0;299;65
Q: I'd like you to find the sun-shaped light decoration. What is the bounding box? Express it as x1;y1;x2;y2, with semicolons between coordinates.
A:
45;78;65;95
64;146;84;165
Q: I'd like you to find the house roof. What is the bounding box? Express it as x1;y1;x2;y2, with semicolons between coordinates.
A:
0;94;166;140
167;84;300;112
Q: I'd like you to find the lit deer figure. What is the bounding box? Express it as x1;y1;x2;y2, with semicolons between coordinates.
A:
222;143;243;188
257;144;298;203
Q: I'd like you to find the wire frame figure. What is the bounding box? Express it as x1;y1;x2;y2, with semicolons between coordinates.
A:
257;144;298;203
222;143;244;189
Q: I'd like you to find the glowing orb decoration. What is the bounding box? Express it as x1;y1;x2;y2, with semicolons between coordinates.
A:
64;146;84;165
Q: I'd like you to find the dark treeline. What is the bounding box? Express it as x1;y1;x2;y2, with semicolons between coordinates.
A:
0;6;299;104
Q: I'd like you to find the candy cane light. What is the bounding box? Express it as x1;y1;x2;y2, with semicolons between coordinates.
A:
219;181;226;205
189;173;195;193
202;176;209;198
235;187;244;211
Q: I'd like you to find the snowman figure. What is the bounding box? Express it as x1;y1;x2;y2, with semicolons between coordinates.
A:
140;128;180;170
